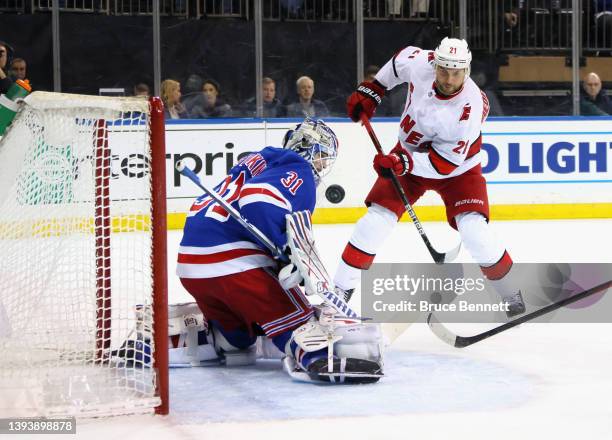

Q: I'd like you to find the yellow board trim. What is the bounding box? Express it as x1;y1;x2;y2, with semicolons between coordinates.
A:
8;203;607;238
166;203;612;230
0;215;152;239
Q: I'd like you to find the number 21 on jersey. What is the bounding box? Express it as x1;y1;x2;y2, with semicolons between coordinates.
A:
452;139;470;155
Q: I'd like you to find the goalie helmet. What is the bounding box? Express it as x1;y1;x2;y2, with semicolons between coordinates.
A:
434;37;472;76
282;118;339;182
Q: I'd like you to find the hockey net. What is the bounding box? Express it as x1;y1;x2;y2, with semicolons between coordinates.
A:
0;91;168;417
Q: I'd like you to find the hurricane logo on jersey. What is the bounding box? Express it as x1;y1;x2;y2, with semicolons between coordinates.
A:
459;104;471;122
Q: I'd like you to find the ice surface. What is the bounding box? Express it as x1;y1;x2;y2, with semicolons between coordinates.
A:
51;219;612;439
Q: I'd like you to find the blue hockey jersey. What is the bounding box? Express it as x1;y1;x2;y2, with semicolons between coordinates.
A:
177;147;317;279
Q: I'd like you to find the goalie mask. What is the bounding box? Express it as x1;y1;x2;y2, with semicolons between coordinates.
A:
282;118;339;182
434;37;472;77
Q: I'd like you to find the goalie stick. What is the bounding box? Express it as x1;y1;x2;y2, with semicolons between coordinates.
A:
176;162;362;320
360;115;461;264
427;279;612;348
176;161;286;260
285;210;365;320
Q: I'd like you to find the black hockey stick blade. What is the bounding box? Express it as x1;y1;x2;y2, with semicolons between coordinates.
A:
427;279;612;348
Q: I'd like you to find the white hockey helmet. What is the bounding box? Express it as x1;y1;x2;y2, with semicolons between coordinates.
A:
282;118;339;181
434;37;472;76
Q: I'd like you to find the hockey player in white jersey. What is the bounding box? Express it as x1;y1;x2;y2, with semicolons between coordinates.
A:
336;37;525;317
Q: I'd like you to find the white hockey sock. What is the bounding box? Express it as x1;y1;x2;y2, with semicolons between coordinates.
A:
455;211;517;299
455;211;505;266
334;204;397;291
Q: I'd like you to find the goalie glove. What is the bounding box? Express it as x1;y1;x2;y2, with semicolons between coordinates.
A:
278;263;304;290
346;80;386;122
373;151;413;178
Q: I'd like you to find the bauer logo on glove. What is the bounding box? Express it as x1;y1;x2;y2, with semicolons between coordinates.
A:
346;80;386;122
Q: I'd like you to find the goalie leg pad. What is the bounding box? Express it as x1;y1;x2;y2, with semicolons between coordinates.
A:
167;302;217;367
282;319;384;384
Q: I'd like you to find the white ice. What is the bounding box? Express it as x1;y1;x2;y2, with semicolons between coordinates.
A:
56;219;612;440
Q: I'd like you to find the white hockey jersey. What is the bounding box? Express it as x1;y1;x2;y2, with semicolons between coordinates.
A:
375;46;489;179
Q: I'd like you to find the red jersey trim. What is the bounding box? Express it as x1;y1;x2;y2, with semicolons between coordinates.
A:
178;248;267;264
428;147;460;175
466;135;482;160
240;187;287;205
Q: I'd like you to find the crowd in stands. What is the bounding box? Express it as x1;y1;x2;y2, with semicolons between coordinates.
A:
2;0;612;120
152;66;612;119
158;74;333;119
2;34;611;118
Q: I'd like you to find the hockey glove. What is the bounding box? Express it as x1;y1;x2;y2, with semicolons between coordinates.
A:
373;151;413;178
346;80;386;122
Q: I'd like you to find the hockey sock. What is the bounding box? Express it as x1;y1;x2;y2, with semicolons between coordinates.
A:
455;211;506;266
455;212;518;300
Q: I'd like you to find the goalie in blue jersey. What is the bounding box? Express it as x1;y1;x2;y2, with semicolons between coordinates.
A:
176;118;383;383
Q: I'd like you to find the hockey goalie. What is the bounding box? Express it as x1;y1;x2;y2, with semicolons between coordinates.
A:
161;118;382;383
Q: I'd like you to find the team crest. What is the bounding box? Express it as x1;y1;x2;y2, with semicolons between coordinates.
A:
459;104;471;122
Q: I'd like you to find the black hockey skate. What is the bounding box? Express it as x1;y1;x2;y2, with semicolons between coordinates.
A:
505;291;526;318
307;357;383;384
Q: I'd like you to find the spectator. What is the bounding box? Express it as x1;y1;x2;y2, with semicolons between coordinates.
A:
9;58;26;81
364;64;405;117
189;78;232;119
133;83;150;97
160;79;189;119
285;76;329;118
580;72;612;115
0;40;14;94
182;74;204;117
243;77;285;118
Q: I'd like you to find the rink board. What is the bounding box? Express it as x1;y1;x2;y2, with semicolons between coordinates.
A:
122;117;612;226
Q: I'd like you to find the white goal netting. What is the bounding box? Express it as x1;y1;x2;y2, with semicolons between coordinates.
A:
0;92;167;417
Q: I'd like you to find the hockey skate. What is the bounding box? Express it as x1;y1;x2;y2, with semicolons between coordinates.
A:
335;286;355;302
306;357;383;384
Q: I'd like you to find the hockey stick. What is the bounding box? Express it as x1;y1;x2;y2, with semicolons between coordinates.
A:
176;162;362;320
285;211;365;319
427;279;612;348
360;115;460;264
